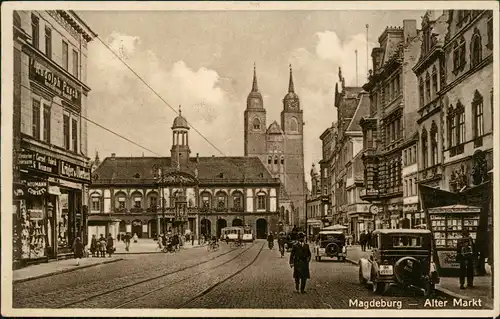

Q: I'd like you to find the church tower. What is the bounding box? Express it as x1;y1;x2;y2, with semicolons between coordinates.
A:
280;65;305;226
171;105;191;169
244;64;267;157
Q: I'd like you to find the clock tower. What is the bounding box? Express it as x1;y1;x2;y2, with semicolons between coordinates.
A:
244;64;267;156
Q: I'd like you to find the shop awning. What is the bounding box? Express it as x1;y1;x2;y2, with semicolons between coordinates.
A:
88;215;122;222
428;204;481;214
306;219;322;225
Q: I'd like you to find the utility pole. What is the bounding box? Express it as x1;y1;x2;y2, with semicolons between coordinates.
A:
355;49;358;86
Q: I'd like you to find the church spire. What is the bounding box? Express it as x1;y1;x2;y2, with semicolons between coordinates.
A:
252;62;258;92
288;64;295;93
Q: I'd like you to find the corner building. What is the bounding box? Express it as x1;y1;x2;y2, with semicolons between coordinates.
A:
90;110;281;241
244;65;306;229
12;10;96;266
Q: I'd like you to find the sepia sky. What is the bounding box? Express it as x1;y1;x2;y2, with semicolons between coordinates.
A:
77;10;426;187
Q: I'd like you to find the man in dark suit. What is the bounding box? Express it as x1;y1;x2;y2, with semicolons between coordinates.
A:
289;232;311;293
456;229;476;289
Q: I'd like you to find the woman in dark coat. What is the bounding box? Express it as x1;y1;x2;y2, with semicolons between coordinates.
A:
289;232;311;293
90;234;98;257
106;233;115;257
73;237;84;266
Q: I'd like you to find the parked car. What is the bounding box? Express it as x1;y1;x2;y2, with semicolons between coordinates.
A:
358;229;439;296
314;230;346;262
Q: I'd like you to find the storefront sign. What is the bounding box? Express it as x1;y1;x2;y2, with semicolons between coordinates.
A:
18;149;58;175
437;251;460;269
30;58;82;109
28;209;44;220
60;161;91;182
22;180;48;196
48;186;61;195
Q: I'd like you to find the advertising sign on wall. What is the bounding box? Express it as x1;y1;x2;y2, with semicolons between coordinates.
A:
60;161;91;182
18;149;58;175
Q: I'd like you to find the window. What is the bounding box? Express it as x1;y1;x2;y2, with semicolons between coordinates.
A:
133;196;142;208
63;114;70;150
202;195;210;208
290;117;298;132
395;76;400;96
448;106;456;148
72;50;79;78
421;129;428;169
149;196;157;208
267;156;271;165
252;118;260;130
118;198;126;209
487;16;493;48
425;73;431;103
233;194;242;208
62;41;69;70
457;104;465;144
419;78;424;107
473;90;484;138
404;180;408;196
45;27;52;58
257;193;266;210
31;14;39;49
274;156;278;165
72;118;78;152
471;32;482;67
91;195;100;211
431;122;438;166
217;193;226;208
32;100;40;139
281;157;284;165
43;104;50;143
432;67;438;96
453;37;466;71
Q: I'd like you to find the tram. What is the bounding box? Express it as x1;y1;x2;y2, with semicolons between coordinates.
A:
242;225;254;242
221;226;254;243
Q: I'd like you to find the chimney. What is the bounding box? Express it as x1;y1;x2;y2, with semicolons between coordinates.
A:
111;153;116;160
212;155;215;158
403;19;417;44
196;153;199;163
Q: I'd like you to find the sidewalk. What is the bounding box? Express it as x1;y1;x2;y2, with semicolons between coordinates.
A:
114;239;202;254
346;245;494;308
13;256;123;283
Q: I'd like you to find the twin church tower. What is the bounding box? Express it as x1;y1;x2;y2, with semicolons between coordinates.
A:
244;64;306;227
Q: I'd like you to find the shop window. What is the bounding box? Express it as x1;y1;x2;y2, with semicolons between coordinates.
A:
63;114;70;150
43;104;51;143
31;14;39;49
45;27;52;58
471;30;482;68
62;40;69;70
32;99;40;139
257;192;266;210
58;192;70;249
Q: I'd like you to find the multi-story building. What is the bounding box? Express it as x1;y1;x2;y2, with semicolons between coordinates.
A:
13;10;96;266
306;164;323;236
360;20;422;229
244;65;306;228
333;68;371;239
90;110;281;242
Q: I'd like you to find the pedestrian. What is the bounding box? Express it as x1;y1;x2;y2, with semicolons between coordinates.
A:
456;229;475;289
289;232;311;293
278;233;286;257
133;233;138;243
192;234;195;246
124;232;131;251
117;233;121;242
90;234;98;257
73;237;84;265
360;231;367;252
367;231;372;249
106;233;115;257
98;234;106;257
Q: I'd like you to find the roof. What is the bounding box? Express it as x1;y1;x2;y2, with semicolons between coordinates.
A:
92;156;279;185
267;121;283;135
373;229;431;235
173;115;189;129
346;92;370;132
428;204;481;213
344;87;363;98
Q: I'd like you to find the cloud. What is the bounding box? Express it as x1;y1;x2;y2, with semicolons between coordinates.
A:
86;32;240;159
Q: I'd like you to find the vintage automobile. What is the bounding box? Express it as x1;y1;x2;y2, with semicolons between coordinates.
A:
314;230;347;262
358;229;439;296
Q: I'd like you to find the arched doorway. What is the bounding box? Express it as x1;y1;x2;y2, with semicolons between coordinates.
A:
232;218;243;227
201;219;211;236
149;219;158;238
216;219;227;238
256;218;267;239
132;220;142;238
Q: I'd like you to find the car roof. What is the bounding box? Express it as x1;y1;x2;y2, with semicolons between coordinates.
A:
373;229;431;235
318;230;344;235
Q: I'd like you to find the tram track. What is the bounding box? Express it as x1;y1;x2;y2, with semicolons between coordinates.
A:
56;244;251;309
110;241;264;308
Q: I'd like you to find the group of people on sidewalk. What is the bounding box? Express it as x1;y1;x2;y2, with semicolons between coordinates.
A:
71;233;115;266
358;230;373;252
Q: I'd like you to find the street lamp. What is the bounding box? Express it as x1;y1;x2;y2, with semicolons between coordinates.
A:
154;166;167;236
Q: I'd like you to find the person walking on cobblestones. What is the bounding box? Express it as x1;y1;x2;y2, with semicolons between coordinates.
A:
124;233;131;252
106;233;115;257
456;229;476;289
289;232;311;293
98;234;106;257
367;231;372;249
360;231;367;252
73;237;84;266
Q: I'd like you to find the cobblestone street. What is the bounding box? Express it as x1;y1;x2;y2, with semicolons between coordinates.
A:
13;241;491;310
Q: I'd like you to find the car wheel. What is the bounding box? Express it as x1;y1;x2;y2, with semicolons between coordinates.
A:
358;266;367;285
372;281;386;295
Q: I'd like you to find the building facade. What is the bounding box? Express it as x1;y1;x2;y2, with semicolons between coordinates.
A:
306;164;324;236
13;10;96;266
244;65;306;229
90;111;281;242
360;20;422;229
